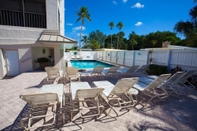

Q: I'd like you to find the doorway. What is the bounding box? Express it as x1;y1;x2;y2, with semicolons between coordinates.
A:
6;50;19;76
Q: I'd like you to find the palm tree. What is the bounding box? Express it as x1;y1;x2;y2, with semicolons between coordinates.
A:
81;35;89;46
116;22;124;49
76;6;91;48
108;22;114;48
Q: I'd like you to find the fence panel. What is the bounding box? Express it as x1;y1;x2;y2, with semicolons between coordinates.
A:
124;51;134;67
111;51;117;64
103;51;107;61
170;49;197;71
64;52;71;60
96;51;102;60
134;51;148;66
151;50;168;66
106;51;111;62
117;51;124;65
79;51;96;60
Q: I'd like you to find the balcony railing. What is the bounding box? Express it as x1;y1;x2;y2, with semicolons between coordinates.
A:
0;9;46;28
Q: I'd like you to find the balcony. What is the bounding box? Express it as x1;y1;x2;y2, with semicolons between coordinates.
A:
0;9;46;28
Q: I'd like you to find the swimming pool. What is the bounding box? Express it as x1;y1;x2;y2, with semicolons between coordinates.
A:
70;60;113;69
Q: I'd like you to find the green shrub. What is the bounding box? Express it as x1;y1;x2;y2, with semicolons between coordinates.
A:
146;64;168;76
35;57;49;63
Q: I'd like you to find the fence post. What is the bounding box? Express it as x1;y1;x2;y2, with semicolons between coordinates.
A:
133;51;135;66
145;50;149;65
123;51;125;66
166;50;171;71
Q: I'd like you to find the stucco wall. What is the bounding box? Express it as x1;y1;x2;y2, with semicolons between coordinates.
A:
58;0;65;35
0;26;43;45
46;0;58;30
18;48;33;73
0;49;6;79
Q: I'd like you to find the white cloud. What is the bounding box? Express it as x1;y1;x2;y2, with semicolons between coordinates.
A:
131;2;144;8
113;1;117;5
66;23;73;26
72;26;86;31
123;0;128;3
135;21;143;26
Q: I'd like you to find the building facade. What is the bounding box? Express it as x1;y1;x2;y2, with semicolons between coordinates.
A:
0;0;76;78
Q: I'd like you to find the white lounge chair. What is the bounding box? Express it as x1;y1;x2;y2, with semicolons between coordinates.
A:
44;67;63;84
104;66;120;78
92;77;139;114
66;67;80;82
121;65;139;77
133;74;171;107
19;93;59;131
72;88;104;119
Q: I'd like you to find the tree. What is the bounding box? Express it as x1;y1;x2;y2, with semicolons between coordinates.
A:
116;22;124;49
81;35;89;47
89;39;100;51
76;6;91;48
88;30;106;48
174;5;197;47
108;22;114;48
129;31;138;50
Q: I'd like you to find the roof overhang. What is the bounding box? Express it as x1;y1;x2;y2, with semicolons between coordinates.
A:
38;30;77;48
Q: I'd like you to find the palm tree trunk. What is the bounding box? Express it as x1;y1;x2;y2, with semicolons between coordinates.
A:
80;20;84;48
117;34;119;49
110;29;112;49
80;26;82;48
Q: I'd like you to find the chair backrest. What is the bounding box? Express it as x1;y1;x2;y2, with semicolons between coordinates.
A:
20;93;59;107
75;88;104;100
107;66;120;74
176;70;197;84
126;66;139;74
166;71;185;84
146;74;171;91
66;67;78;75
138;65;148;70
109;77;139;96
92;66;104;74
45;67;60;79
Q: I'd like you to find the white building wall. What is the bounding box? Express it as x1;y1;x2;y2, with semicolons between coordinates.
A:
0;0;64;76
0;49;6;79
46;0;58;30
18;48;33;73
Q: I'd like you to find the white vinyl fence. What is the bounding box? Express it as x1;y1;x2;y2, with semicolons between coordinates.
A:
64;49;197;71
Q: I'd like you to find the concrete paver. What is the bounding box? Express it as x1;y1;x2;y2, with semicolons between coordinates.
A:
0;72;197;131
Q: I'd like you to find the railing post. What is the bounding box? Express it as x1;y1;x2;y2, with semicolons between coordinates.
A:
22;0;25;26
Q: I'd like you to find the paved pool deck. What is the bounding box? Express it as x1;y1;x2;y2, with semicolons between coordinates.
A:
0;71;197;131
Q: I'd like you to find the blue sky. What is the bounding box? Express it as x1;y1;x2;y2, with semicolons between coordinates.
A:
64;0;195;41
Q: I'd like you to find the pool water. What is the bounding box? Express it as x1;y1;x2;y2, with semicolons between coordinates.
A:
70;60;113;69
